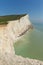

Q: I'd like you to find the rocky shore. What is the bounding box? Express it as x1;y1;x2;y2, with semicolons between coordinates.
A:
0;53;43;65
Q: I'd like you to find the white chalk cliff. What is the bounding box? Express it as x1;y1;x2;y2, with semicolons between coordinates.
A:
0;14;43;65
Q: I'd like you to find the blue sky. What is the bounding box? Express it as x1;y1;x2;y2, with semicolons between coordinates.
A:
0;0;43;22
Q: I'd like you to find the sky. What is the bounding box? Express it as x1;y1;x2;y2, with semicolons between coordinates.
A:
0;0;43;22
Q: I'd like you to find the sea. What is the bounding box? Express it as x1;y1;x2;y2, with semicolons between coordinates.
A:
14;21;43;61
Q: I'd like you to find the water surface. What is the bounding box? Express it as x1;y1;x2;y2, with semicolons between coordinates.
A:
14;22;43;61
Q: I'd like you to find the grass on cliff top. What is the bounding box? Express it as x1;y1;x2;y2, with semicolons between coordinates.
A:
0;14;26;25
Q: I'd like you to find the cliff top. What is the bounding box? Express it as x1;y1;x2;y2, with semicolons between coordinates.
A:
0;14;27;25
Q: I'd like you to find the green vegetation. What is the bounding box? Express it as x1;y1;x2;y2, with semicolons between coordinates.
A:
0;14;26;24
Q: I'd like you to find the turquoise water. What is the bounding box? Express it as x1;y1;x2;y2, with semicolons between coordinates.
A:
14;22;43;61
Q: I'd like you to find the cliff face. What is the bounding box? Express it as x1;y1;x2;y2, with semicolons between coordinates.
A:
0;14;32;54
7;14;32;38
